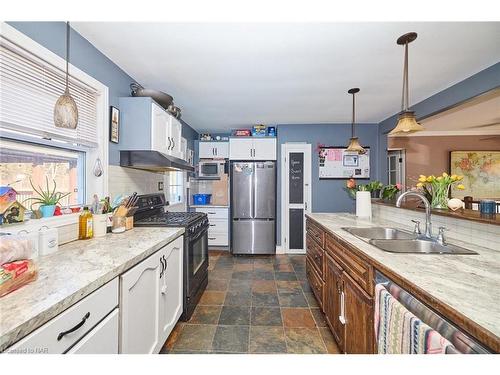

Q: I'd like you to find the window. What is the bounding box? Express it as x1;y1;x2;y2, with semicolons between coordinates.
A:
168;171;184;205
0;139;85;208
0;23;109;207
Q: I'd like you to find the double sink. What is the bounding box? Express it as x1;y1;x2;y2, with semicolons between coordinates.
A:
342;227;477;255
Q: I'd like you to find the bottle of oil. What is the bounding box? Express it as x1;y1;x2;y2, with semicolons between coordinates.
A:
79;206;94;240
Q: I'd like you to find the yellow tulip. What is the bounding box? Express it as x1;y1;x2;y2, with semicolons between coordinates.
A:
457;175;464;181
436;176;442;181
426;176;433;182
416;182;424;188
451;174;458;181
418;176;427;183
457;184;465;190
442;172;448;178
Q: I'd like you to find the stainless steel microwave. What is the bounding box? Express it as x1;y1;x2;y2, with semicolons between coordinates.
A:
198;160;226;177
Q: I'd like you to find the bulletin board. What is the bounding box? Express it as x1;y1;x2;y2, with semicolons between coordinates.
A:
318;147;370;179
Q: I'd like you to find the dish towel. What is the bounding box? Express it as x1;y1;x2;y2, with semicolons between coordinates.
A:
374;283;455;354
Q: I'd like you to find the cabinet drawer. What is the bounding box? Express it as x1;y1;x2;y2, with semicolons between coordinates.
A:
195;207;228;219
306;258;323;309
306;219;324;248
67;309;119;354
208;232;228;246
208;218;228;234
325;233;373;295
306;234;324;279
8;278;118;354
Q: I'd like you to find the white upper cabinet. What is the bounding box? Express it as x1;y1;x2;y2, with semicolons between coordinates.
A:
151;103;168;154
229;138;276;160
199;142;229;159
168;116;183;158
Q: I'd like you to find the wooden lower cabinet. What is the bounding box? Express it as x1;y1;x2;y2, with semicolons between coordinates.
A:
324;253;345;351
343;272;374;354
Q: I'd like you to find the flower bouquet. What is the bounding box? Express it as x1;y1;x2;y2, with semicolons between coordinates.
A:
380;183;402;201
416;173;465;209
345;179;384;199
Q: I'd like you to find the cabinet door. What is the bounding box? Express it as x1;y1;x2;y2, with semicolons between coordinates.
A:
324;253;345;351
343;272;374;354
253;138;276;160
214;142;229;158
157;237;184;353
229;138;254;160
120;250;161;354
151;103;168;153
199;142;216;159
169;116;183;157
67;309;119;354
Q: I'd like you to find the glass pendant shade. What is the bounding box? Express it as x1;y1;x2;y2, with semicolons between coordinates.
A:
54;88;78;129
346;137;366;154
54;22;78;130
388;110;424;135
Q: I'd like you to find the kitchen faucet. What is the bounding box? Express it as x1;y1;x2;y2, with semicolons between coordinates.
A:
396;191;434;239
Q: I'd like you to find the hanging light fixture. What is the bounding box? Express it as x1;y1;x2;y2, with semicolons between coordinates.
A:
346;88;366;154
54;21;78;129
388;32;424;136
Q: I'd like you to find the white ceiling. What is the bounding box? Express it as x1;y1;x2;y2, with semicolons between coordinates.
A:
72;22;500;132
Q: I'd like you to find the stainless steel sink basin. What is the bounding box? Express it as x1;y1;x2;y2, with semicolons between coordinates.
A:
368;239;478;255
342;227;417;240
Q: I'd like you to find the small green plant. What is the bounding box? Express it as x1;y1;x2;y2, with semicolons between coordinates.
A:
24;177;71;209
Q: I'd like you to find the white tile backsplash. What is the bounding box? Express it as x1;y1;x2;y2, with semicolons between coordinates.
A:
372;204;500;251
108;165;165;200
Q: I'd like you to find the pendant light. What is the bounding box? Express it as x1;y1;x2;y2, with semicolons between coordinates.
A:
388;32;424;136
54;22;78;129
346;88;366;154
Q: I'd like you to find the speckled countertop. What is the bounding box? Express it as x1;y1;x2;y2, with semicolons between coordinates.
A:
306;212;500;344
0;227;184;352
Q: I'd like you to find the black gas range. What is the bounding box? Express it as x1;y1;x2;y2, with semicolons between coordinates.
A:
134;194;209;321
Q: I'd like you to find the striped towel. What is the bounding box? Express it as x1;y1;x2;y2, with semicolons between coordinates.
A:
374;284;455;354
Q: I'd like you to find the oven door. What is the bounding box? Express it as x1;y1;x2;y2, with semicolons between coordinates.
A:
186;225;208;298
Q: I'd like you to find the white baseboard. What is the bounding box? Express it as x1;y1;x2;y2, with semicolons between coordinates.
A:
276;245;285;254
286;249;306;255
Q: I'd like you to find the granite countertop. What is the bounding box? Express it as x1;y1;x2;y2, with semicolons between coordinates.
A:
306;212;500;343
0;227;184;352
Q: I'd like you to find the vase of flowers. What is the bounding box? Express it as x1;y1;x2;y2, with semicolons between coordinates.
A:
416;173;465;210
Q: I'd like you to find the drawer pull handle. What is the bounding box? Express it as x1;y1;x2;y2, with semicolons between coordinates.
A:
207;212;216;215
209;224;216;227
57;312;90;341
208;237;216;240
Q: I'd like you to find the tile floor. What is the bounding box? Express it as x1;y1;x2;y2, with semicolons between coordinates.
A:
161;251;340;354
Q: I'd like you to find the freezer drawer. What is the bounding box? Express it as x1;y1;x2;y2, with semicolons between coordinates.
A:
232;220;275;255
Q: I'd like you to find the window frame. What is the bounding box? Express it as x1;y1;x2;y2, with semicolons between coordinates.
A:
1;22;109;204
167;170;185;207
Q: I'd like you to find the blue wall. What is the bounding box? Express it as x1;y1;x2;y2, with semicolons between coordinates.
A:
8;22;199;164
378;62;500;183
276;123;379;245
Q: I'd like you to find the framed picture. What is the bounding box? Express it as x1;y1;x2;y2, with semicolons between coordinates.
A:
318;146;370;179
450;151;500;199
109;106;120;143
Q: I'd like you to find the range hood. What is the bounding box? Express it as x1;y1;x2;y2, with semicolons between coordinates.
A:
120;150;194;173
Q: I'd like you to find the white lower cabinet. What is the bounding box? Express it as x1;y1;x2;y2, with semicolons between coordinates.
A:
195;207;229;246
67;309;119;354
120;236;183;354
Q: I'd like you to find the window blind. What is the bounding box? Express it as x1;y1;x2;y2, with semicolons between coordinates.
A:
0;35;100;147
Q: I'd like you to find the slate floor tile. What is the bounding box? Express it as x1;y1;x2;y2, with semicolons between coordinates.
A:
285;327;327;354
252;280;277;293
232;270;254;280
207;278;229;291
224;290;252;306
218;306;251;325
234;263;254;271
276;280;302;293
275;272;297;281
278;290;309;307
319;327;341;354
173;324;217;351
199;291;226;306
212;325;250;353
251;307;283;326
228;279;253;292
310;308;328;327
281;308;317;328
249;326;287;353
252;291;280;307
304;292;319;308
189;306;222;325
300;280;312;293
252;270;275;280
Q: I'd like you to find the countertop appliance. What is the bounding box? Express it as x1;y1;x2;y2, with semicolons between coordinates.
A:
198;160;226;178
133;194;209;321
230;161;276;255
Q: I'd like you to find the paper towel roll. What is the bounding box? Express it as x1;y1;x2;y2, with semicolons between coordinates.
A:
356;191;372;218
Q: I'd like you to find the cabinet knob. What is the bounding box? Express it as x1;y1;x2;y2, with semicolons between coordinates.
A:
161;285;167;295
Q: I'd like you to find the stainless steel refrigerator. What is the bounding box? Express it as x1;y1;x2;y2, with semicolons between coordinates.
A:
231;161;276;255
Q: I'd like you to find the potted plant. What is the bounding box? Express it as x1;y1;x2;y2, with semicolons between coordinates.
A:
24;177;71;218
416;173;465;209
380;183;402;201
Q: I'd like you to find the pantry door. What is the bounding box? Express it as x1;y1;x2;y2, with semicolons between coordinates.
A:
281;143;312;254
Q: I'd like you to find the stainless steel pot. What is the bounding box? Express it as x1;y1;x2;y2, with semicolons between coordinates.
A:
130;83;173;110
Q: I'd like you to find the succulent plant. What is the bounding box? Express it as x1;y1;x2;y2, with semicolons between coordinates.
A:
23;177;71;209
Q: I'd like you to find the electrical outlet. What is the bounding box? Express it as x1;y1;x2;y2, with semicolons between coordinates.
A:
158;181;164;191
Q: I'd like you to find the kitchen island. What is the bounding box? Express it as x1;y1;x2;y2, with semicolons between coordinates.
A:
0;227;184;352
305;212;500;353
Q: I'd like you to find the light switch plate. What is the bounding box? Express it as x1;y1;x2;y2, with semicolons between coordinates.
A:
158;181;164;191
